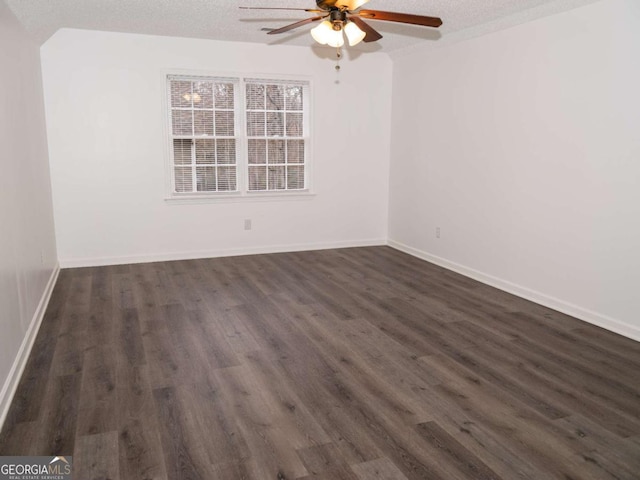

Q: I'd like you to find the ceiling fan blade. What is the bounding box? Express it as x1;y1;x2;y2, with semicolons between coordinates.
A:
239;7;324;13
267;15;326;35
348;16;382;42
335;0;370;10
357;9;443;28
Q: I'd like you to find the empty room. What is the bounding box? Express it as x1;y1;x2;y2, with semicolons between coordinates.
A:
1;0;639;478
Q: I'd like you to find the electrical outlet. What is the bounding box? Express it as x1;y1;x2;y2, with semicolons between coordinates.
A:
244;219;252;231
436;227;441;239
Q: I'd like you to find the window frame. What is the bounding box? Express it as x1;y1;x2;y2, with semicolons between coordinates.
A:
168;75;241;195
163;71;313;203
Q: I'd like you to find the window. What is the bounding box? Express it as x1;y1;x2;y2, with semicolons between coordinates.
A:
245;80;306;191
168;77;238;193
167;75;310;198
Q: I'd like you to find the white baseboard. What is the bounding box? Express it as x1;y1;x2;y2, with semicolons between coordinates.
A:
388;239;640;343
0;264;60;431
59;238;388;268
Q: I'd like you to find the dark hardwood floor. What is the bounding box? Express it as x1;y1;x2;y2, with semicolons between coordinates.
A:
1;246;639;479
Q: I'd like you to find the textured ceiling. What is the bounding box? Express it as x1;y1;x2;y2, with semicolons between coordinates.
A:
7;0;600;53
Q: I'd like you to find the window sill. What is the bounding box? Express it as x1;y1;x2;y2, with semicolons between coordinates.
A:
164;190;316;205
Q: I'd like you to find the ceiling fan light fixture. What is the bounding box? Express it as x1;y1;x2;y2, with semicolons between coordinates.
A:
344;21;366;46
311;20;344;47
310;20;334;45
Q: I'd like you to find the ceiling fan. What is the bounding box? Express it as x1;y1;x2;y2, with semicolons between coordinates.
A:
240;0;442;48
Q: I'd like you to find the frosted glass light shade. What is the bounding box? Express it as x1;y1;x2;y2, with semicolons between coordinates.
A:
311;21;334;45
344;21;366;46
326;28;344;48
311;21;344;48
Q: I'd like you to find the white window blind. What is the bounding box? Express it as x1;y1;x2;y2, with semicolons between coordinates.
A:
168;76;238;193
246;80;307;191
166;75;309;197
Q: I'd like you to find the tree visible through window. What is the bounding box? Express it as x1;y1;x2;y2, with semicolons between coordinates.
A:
246;81;306;191
167;75;309;196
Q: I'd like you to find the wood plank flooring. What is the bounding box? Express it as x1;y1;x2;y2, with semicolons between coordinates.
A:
1;246;640;479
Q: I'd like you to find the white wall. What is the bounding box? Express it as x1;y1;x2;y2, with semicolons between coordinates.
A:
389;0;640;340
40;30;392;267
0;0;58;426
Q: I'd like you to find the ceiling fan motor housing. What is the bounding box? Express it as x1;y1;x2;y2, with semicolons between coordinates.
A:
329;10;347;30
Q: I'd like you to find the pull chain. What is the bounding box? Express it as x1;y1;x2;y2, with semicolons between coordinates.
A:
335;47;342;72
